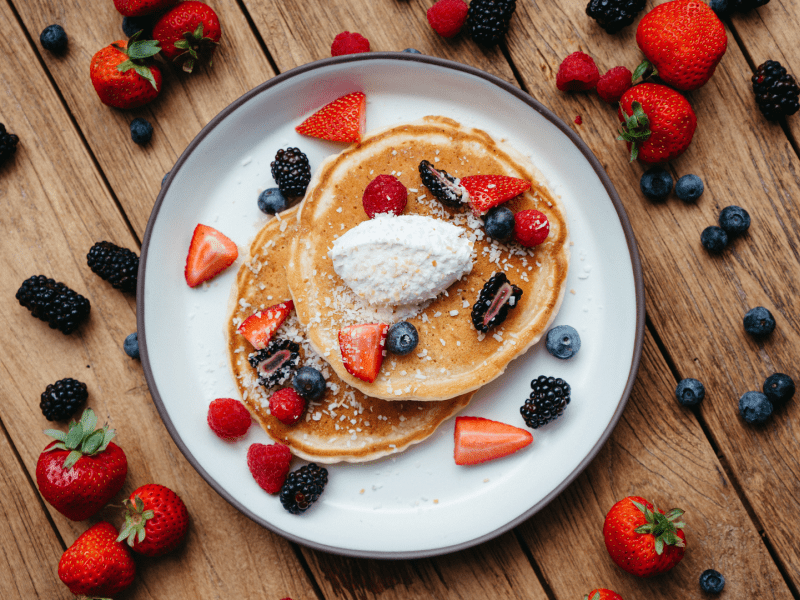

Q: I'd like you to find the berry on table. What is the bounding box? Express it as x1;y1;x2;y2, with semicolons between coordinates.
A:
292;366;326;401
586;0;646;33
483;206;516;242
40;24;68;54
640;167;673;201
710;0;729;15
701;226;728;254
152;1;221;73
545;325;581;359
258;188;287;214
743;306;776;336
123;332;140;359
122;14;157;38
280;463;328;514
40;378;88;421
403;48;423;54
271;147;311;197
118;483;189;557
90;33;162;110
596;66;633;104
699;569;725;593
556;51;600;91
331;31;370;56
248;339;301;388
87;241;139;293
521;375;571;428
427;0;469;38
719;205;750;236
471;272;523;332
739;390;773;424
514;209;550;247
362;174;408;218
466;0;518;46
731;0;770;11
0;123;20;167
161;171;170;187
386;321;419;355
16;275;91;334
129;117;153;145
207;397;252;440
247;443;291;494
269;388;306;425
675;378;705;407
752;60;800;121
675;174;704;202
763;373;795;404
418;160;467;208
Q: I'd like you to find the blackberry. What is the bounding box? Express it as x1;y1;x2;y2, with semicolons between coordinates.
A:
280;463;328;514
521;375;571;428
0;123;20;167
40;378;88;421
467;0;517;46
40;24;68;54
87;241;139;293
292;366;326;401
270;147;311;197
586;0;646;34
471;272;522;333
752;60;800;121
248;339;301;388
16;275;91;334
418;160;466;208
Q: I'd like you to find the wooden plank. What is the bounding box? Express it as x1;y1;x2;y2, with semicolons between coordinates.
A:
504;0;800;589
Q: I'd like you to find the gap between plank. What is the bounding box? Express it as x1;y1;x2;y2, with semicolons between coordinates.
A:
234;0;282;76
290;543;328;600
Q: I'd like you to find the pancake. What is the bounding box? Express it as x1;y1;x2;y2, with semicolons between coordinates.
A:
286;116;570;401
226;205;472;463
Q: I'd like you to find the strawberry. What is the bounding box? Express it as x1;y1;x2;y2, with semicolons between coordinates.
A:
114;0;177;17
453;416;533;465
362;174;408;218
237;300;294;349
617;83;697;164
338;323;389;383
117;483;189;556
269;388;306;425
207;397;252;440
635;0;727;92
247;443;292;493
585;590;624;600
603;495;686;577
153;0;222;73
296;91;367;144
36;408;128;521
59;522;135;597
184;223;238;287
460;174;531;215
90;32;162;109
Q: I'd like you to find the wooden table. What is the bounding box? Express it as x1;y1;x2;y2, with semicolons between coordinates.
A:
3;0;800;598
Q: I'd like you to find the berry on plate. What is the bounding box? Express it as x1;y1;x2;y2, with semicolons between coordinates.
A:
675;377;705;407
513;209;550;247
237;300;294;350
427;0;469;38
118;483;189;556
418;160;467;208
269;388;306;425
453;416;533;465
521;375;571;428
739;391;773;424
292;366;327;401
90;32;162;109
184;223;238;287
58;522;135;598
296;91;366;144
153;0;221;73
271;147;311;197
545;325;581;359
556;51;600;92
338;323;389;383
461;174;531;215
597;66;633;104
639;167;673;201
483;206;515;242
207;397;252;440
743;306;775;336
386;321;419;356
331;31;370;56
280;463;328;514
249;339;301;388
247;442;292;493
362;174;408;218
471;272;523;332
258;187;287;214
763;373;795;404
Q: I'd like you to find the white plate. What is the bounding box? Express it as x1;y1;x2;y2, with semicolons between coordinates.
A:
139;54;644;558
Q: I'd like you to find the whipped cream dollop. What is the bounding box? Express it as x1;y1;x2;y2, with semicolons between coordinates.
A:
329;214;474;306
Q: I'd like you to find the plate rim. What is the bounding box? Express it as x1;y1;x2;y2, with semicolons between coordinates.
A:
138;52;646;559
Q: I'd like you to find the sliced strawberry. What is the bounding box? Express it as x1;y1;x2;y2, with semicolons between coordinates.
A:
184;224;238;287
237;300;294;349
338;323;389;383
295;91;366;144
460;174;531;215
453;416;533;465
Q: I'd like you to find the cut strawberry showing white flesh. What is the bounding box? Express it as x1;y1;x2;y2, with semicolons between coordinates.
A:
338;323;389;383
460;174;531;215
453;416;533;465
237;300;294;350
184;224;238;287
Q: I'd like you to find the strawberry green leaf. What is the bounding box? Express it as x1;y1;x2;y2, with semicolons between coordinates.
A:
64;421;85;449
80;408;97;434
43;428;67;442
127;39;161;60
632;60;657;82
117;61;160;91
63;449;83;470
81;429;105;455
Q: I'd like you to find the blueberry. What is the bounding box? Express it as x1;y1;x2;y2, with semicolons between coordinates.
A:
763;373;795;403
40;24;68;54
123;332;140;359
675;378;705;407
161;171;170;187
258;188;287;214
292;366;326;401
701;226;728;253
699;569;725;594
483;206;515;242
743;306;776;336
386;321;419;355
675;174;704;202
640;167;673;201
719;205;750;236
739;390;773;424
122;15;156;38
403;48;423;54
709;0;729;17
130;117;153;145
545;325;581;359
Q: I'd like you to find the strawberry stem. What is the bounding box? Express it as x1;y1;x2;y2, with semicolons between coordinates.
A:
43;408;116;470
617;101;652;162
633;59;657;82
113;31;161;91
631;499;686;555
171;23;219;73
117;495;156;547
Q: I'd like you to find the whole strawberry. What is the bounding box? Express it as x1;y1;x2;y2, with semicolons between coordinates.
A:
36;408;128;521
153;1;221;73
117;483;189;556
603;496;686;577
617;83;697;163
114;0;178;17
58;521;135;597
585;589;624;600
90;32;162;109
636;0;727;92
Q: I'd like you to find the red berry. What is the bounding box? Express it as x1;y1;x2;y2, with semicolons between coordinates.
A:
269;388;306;425
514;209;550;247
597;66;633;104
362;174;408;218
331;31;370;56
427;0;469;38
247;443;291;494
556;51;600;92
207;398;252;440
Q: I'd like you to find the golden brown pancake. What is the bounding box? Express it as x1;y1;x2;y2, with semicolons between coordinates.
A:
287;116;570;401
226;205;472;463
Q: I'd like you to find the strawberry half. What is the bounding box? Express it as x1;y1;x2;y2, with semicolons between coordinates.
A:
184;224;238;287
460;174;531;215
295;91;366;144
237;300;294;349
338;323;389;383
453;416;533;465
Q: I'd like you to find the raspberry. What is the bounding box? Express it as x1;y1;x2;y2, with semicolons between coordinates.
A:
207;398;252;441
514;209;550;247
427;0;469;38
331;31;370;56
556;51;600;92
269;388;306;425
597;66;633;103
247;443;292;494
362;174;408;218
